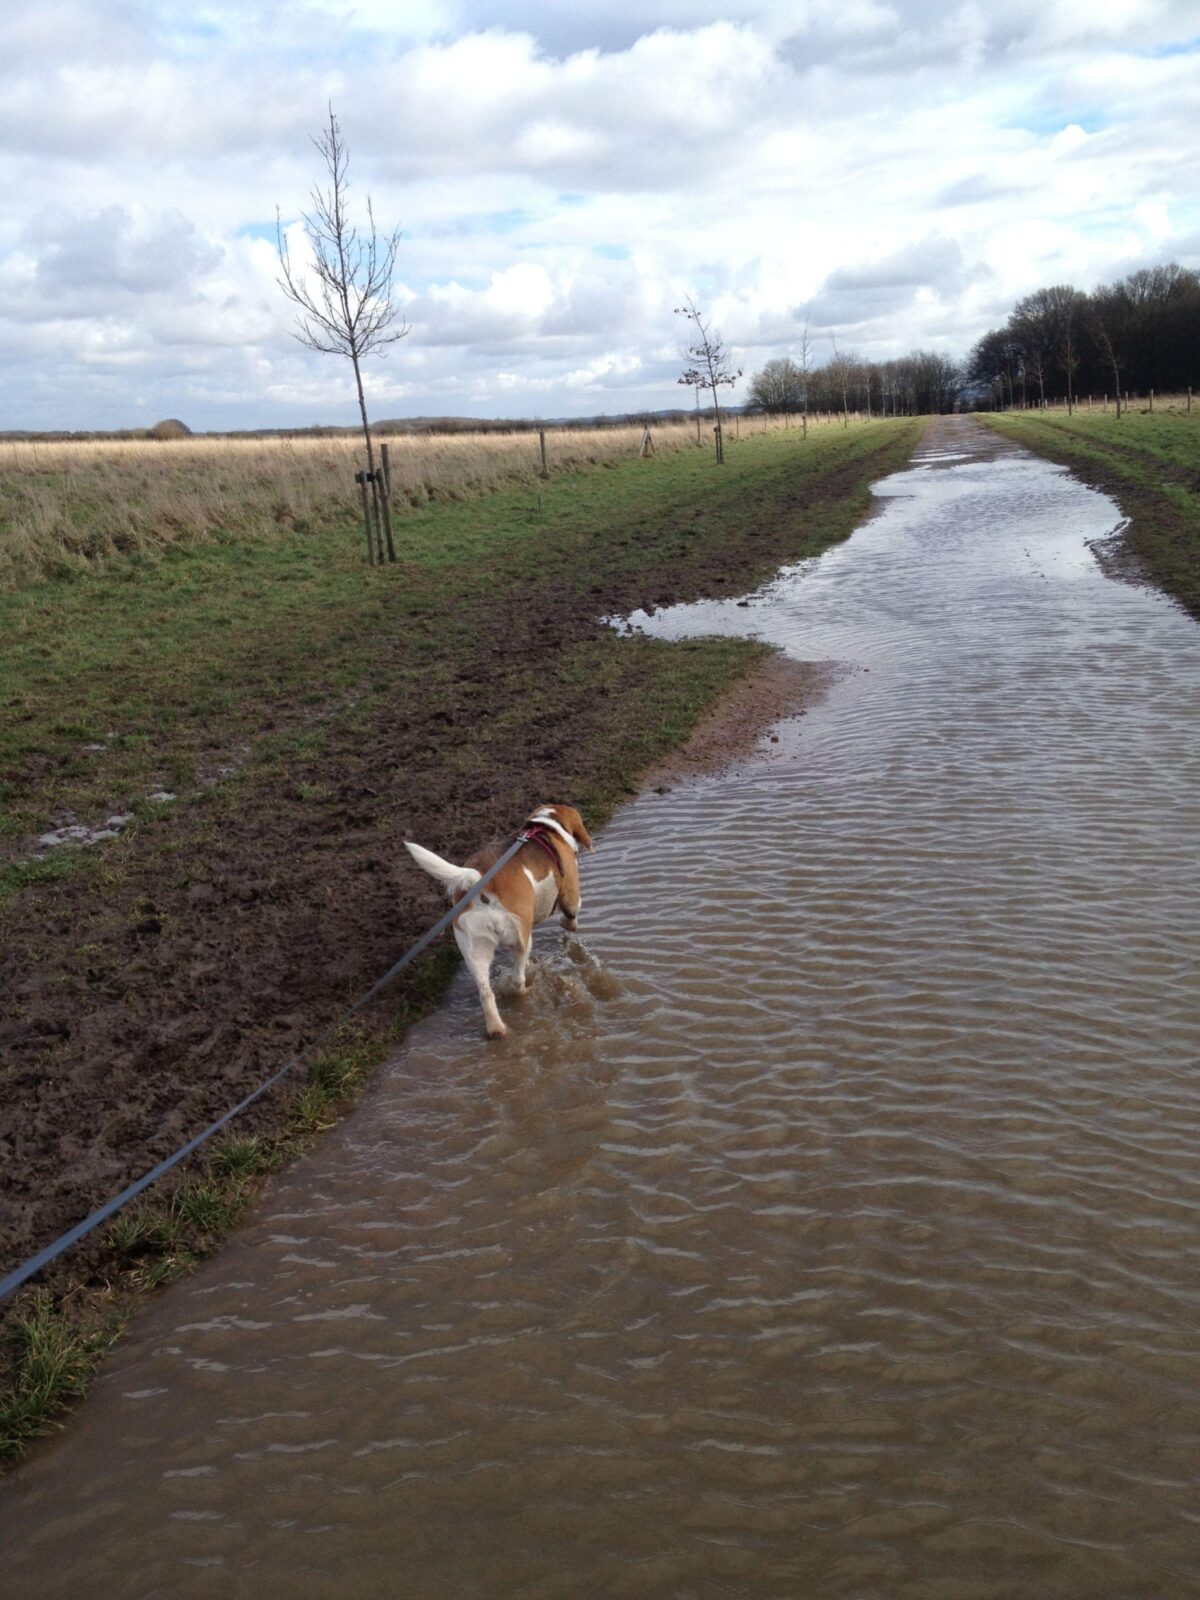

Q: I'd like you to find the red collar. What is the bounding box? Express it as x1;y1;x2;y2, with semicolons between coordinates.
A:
519;822;564;871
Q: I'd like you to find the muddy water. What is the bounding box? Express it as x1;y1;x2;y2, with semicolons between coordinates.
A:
4;420;1200;1598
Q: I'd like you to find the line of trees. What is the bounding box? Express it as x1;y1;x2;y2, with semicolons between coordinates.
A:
968;264;1200;412
748;348;963;419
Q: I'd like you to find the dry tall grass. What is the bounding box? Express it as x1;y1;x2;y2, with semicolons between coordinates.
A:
0;412;842;590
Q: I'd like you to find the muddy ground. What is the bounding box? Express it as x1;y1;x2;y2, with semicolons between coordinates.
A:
638;653;840;791
0;432;917;1316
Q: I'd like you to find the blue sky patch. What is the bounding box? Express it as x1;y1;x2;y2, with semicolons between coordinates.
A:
1142;35;1200;58
1009;108;1107;138
483;209;532;234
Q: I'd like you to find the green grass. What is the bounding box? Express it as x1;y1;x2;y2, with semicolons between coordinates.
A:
0;1294;124;1461
982;408;1200;617
209;1135;267;1179
0;850;92;903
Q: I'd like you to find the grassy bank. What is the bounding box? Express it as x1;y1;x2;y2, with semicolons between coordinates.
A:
1;415;922;1463
981;408;1200;618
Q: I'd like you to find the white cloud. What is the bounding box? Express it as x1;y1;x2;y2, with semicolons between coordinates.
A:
31;204;221;299
0;2;1198;427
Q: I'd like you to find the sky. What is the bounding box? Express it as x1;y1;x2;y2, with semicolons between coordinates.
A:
1;0;1198;430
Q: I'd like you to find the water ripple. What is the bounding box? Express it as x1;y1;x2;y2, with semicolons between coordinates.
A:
3;422;1199;1599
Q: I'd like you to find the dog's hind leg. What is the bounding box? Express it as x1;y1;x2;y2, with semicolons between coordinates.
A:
457;929;507;1039
511;929;534;992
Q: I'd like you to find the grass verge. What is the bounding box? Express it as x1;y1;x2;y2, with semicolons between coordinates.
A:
981;408;1200;618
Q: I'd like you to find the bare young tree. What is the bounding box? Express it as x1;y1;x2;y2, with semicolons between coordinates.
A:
1092;313;1124;418
797;319;812;437
1060;309;1079;416
277;105;409;556
828;333;851;428
1025;347;1047;409
675;296;742;463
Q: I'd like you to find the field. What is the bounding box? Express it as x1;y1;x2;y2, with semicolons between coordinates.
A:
982;405;1200;617
0;412;847;591
0;414;922;1458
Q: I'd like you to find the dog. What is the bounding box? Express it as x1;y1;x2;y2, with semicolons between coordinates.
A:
405;804;594;1038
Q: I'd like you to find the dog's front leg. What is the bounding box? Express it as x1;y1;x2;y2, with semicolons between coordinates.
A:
559;859;582;932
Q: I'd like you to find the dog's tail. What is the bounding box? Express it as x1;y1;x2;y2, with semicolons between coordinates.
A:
404;840;481;900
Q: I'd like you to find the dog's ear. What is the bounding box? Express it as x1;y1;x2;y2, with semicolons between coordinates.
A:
559;805;593;852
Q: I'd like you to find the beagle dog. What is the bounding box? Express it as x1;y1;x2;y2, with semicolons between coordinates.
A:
405;804;594;1038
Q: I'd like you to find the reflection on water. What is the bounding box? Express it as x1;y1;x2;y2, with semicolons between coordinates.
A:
4;420;1199;1599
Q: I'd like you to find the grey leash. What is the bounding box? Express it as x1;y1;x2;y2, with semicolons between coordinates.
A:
0;833;530;1305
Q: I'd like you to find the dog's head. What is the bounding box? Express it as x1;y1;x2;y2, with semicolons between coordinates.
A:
528;803;594;853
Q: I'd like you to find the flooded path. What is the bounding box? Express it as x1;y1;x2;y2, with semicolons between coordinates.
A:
4;419;1199;1598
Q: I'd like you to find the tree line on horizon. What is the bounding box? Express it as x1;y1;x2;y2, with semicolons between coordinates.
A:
747;347;963;419
967;263;1200;412
743;262;1199;421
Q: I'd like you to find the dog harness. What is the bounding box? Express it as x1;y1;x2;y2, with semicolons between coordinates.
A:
517;822;568;916
518;822;565;872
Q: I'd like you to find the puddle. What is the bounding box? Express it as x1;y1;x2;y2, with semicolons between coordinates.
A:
35;814;134;850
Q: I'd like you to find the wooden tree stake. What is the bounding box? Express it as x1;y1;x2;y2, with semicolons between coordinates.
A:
355;471;376;564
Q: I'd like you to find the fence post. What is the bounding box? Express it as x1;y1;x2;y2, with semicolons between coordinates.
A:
377;446;396;563
1150;388;1154;413
1189;387;1193;413
538;428;548;478
369;473;392;563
